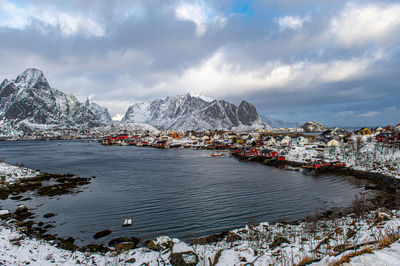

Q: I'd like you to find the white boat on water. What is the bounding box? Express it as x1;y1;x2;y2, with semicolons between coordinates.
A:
122;218;132;226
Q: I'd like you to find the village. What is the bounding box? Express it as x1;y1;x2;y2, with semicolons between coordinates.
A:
1;124;400;265
96;124;400;180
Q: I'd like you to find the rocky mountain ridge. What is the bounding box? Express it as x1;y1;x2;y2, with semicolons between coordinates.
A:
0;68;101;136
1;68;273;135
85;98;112;125
122;94;270;131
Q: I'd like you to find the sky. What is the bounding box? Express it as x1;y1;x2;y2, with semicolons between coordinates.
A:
0;0;399;127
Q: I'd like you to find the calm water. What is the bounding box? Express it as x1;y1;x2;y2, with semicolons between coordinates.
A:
0;140;370;245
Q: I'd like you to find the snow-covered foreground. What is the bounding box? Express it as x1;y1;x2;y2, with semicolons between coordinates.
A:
2;210;400;265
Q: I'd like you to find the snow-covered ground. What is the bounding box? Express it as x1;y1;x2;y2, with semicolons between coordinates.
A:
284;139;400;179
2;208;400;265
0;162;39;184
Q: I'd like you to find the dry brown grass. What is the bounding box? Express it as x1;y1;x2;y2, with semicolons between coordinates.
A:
297;255;314;266
332;247;373;266
378;234;400;249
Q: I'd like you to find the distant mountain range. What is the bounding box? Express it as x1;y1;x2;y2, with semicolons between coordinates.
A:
1;68;304;135
122;93;270;131
260;116;300;129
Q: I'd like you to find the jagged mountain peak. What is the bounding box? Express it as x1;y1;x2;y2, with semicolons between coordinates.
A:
84;98;112;125
0;69;101;136
188;91;214;102
122;94;270;131
15;68;49;88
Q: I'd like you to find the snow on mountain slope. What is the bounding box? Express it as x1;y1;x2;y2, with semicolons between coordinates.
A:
0;68;99;136
84;98;112;125
122;93;270;131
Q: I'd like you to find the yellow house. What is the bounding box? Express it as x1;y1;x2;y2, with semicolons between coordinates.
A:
359;128;371;135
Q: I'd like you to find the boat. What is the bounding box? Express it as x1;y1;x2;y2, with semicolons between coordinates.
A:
122;218;132;226
211;152;224;157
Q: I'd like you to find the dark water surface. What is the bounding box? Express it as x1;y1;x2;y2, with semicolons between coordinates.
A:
0;140;370;245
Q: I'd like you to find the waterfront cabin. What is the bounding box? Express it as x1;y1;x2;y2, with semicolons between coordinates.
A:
374;126;383;134
155;140;170;148
239;147;258;157
159;135;172;141
383;125;396;133
280;136;291;146
259;149;278;158
359;128;372;135
291;136;308;146
375;133;391;143
264;136;276;146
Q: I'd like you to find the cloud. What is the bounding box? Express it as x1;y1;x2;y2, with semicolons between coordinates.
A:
277;15;307;30
170;50;375;97
0;0;399;126
174;1;226;36
0;0;104;37
329;2;400;47
358;111;381;117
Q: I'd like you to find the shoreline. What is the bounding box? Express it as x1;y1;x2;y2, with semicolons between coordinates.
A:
1;151;400;264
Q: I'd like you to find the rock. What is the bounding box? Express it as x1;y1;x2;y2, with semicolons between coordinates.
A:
147;236;173;251
116;242;137;252
40;234;57;241
10;195;23;200
58;237;78;251
43;224;55;229
93;229;112;239
170;251;199;266
79;244;108;253
0;209;10;219
20;220;34;228
108;236;140;247
301;121;328;132
269;235;290;250
43;213;56;218
191;231;229;245
14;211;34;221
14;204;28;214
125;258;136;263
0;191;9;200
365;184;382;190
226;232;242;243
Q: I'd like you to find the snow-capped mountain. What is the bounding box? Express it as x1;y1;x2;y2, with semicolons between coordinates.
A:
0;68;99;136
84;98;112;125
122;93;270;131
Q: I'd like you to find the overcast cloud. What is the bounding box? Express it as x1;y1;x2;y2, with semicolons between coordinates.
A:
0;0;399;126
